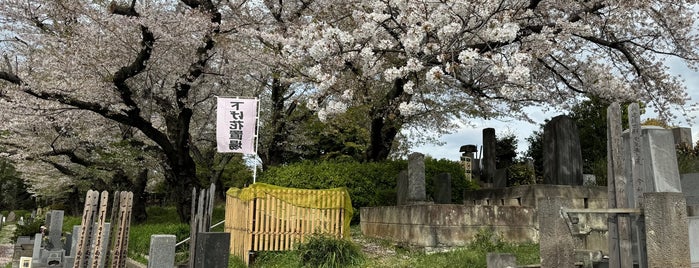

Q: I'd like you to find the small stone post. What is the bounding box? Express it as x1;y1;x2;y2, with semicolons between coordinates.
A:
148;235;176;268
487;252;516;268
538;197;575;268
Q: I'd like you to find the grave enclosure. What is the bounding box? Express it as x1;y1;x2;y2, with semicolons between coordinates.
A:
361;103;695;267
224;183;352;265
12;190;134;268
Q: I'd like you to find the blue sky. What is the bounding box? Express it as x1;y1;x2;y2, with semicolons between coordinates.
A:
411;59;699;161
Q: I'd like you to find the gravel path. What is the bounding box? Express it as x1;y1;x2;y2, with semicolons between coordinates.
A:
0;224;16;267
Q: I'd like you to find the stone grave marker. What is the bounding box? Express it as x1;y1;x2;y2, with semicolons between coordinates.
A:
644;192;690;267
7;211;16;222
48;210;64;250
194;232;230;268
538;197;575;268
543;115;583;185
433;173;452;204
690;216;699;264
31;233;42;267
623;126;682;201
681;173;699;206
407;152;426;203
486;252;516;268
493;169;507;188
148;235;176;268
672;127;693;147
69;225;80;258
483;128;496;185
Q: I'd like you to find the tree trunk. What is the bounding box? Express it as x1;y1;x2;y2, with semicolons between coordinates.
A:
131;169;148;223
365;79;407;162
166;150;199;223
262;76;294;167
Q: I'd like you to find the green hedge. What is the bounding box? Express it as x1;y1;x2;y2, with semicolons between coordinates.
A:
259;158;478;223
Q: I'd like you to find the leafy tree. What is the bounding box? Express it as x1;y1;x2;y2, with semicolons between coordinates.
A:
524;129;544;182
677;140;699;174
496;132;518;169
0;158;34;210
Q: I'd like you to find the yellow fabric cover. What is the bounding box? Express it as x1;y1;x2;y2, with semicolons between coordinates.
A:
226;183;353;237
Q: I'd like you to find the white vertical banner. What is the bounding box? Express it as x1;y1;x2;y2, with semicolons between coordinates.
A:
216;97;258;154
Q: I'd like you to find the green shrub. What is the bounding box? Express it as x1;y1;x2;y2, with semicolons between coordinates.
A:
259;159;476;223
296;234;363;268
12;216;43;241
468;228;506;253
506;162;536;186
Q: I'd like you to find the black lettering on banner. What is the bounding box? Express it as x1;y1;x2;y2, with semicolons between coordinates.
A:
227;101;246;151
229;140;242;150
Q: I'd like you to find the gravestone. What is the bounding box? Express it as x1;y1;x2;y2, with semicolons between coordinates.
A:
689;216;699;264
32;233;42;261
48;210;64;250
148;235;176;268
543;115;583;185
433;173;452;204
194;232;230;268
31;233;42;267
483;128;496;185
70;225;80;258
643;192;690;267
407;152;426;203
682;173;699;205
622;126;682;207
396;170;408;206
672;127;693;147
486;252;516;268
538;197;575;267
7;211;16;222
493;168;507;188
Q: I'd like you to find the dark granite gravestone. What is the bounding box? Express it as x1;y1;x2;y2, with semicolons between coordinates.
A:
672;127;693;147
543;115;583;185
433;173;452;204
194;232;231;268
483;128;496;185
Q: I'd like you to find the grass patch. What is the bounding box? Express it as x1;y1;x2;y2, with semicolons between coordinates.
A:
118;206;539;268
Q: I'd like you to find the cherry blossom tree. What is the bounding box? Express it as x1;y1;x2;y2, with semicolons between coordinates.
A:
242;0;699;160
0;0;241;221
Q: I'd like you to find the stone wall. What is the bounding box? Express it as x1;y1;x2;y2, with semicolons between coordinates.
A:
361;185;610;251
360;204;537;249
464;184;608;208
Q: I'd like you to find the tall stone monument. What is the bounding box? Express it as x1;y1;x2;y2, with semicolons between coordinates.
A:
543;115;583;185
407;152;427;203
482;128;496;185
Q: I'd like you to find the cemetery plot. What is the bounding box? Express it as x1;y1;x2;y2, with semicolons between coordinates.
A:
224;184;352;265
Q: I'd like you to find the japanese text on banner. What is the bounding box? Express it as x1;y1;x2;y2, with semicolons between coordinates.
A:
216;98;258;154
